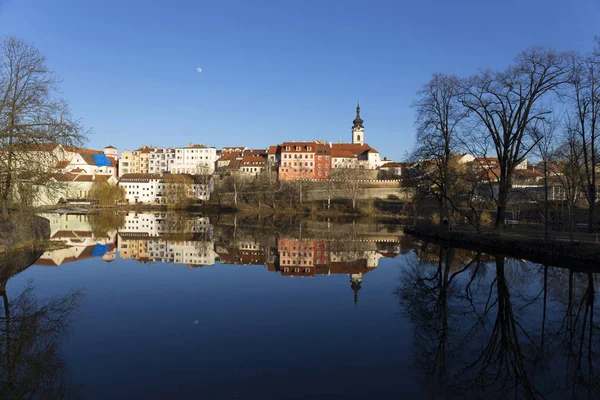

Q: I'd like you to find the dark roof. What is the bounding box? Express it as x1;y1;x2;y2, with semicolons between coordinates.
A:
352;103;364;129
118;173;164;182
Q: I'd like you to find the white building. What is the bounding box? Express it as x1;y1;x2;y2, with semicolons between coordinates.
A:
148;148;176;174
33;173;118;207
170;144;218;174
118;173;214;204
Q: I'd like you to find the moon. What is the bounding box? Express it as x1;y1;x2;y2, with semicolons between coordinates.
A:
196;67;203;73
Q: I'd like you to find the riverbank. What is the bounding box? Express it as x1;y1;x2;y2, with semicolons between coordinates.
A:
0;215;51;252
37;199;410;220
405;224;600;270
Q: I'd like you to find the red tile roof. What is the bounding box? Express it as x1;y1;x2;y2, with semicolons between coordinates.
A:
268;145;281;155
380;162;401;168
240;156;266;166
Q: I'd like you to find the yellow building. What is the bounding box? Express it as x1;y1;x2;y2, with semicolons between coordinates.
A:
118;146;152;177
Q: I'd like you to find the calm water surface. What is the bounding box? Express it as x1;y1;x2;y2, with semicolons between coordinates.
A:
1;212;598;399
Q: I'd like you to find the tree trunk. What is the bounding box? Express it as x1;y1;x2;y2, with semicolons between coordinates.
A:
588;184;595;233
495;180;509;230
544;171;549;241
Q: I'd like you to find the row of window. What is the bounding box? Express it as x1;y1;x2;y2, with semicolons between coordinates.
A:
283;162;314;167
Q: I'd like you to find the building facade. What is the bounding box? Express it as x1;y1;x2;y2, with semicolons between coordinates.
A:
118;173;214;204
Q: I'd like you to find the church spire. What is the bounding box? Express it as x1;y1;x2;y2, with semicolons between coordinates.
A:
352;101;363;129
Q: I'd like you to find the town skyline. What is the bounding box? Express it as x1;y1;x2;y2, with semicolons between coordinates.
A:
1;0;598;161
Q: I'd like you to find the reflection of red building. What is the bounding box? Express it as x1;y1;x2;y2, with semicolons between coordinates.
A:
278;238;327;276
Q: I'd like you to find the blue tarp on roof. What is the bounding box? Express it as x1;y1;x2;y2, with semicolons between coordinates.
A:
93;153;112;167
92;243;111;257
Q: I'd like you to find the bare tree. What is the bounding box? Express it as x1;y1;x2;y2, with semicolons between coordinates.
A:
551;128;586;241
412;74;465;229
224;172;245;208
163;174;194;208
332;167;369;210
567;45;600;232
532;118;558;240
459;48;573;229
0;36;86;215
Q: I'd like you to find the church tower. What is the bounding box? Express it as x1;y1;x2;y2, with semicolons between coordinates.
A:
352;102;364;145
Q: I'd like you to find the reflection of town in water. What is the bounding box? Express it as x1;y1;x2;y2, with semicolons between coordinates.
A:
35;212;404;299
3;212;599;398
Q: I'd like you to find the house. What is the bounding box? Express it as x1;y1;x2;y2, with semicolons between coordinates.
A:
379;161;403;176
216;151;242;170
457;153;475;164
472;157;527;171
32;173;118;207
148;148;176;174
267;145;282;167
278;141;331;180
240;155;267;176
119;146;153;177
14;143;118;177
169;143;218;174
118;173;214;204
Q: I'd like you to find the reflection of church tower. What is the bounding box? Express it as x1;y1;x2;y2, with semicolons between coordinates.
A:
352;102;364;145
350;273;363;305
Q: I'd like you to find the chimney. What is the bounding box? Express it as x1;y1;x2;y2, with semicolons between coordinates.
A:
329;142;332;148
189;142;193;147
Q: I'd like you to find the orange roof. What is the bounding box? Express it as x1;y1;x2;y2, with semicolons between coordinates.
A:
56;160;70;168
240;156;266;166
242;149;267;157
268;145;281;155
331;149;356;158
380;162;401;168
330;143;375;156
281;142;319;153
218;152;242;161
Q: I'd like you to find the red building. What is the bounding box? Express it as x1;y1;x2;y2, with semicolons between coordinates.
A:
278;141;332;181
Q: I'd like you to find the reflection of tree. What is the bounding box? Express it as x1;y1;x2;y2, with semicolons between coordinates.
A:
397;245;482;389
398;246;600;399
89;211;125;238
0;281;82;399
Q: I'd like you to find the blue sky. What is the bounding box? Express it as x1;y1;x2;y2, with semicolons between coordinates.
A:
0;0;598;160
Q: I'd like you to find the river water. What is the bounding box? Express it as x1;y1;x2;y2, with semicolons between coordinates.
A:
0;211;598;399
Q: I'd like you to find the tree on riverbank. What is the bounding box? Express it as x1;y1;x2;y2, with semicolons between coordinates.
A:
565;42;600;232
332;168;370;210
164;174;194;208
0;36;87;216
459;48;573;230
412;74;465;230
89;180;125;207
